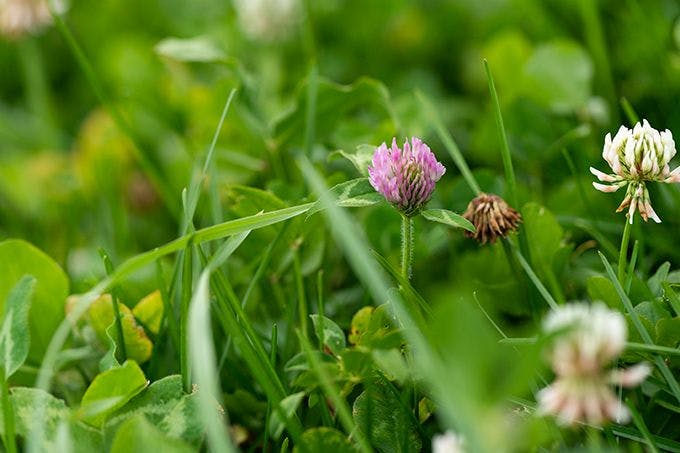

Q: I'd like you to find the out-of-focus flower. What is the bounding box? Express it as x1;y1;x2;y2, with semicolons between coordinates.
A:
0;0;62;40
432;430;465;453
368;137;445;217
590;119;680;223
537;303;651;426
461;193;521;244
232;0;300;42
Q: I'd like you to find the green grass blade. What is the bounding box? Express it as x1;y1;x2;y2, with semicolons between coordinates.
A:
511;243;558;310
298;156;490;451
483;60;518;208
298;332;373;453
415;90;481;195
599;251;680;404
188;272;238;453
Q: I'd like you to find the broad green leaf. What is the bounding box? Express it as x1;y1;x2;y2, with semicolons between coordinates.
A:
352;379;421;453
371;349;410;383
0;388;102;453
586;276;619;309
79;360;148;427
524;40;593;113
348;307;373;345
269;392;305;439
0;240;68;364
106;375;206;447
0;275;35;378
308;178;383;217
310;314;346;356
83;294;153;363
340;350;373;381
329;144;375;176
421;208;475;232
155;36;225;62
132;290;164;335
648;262;671;297
110;415;194;453
656;317;680;348
284;351;336;374
294;427;359;453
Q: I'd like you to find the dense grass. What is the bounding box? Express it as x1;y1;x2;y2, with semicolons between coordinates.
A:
2;0;680;452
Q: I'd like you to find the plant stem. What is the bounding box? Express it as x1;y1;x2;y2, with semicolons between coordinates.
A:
618;217;633;284
484;60;518;208
99;250;128;362
0;369;16;453
401;215;414;280
180;246;194;393
293;250;308;340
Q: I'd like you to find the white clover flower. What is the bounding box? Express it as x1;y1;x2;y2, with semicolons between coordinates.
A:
0;0;62;40
432;430;465;453
232;0;300;43
590;119;680;223
537;303;651;426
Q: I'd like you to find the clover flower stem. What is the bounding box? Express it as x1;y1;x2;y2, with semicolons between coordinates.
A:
618;216;633;285
401;215;414;280
293;250;308;341
0;369;17;453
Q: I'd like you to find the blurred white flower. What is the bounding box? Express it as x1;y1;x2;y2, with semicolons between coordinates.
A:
0;0;63;40
590;119;680;223
232;0;300;42
537;303;651;426
432;430;465;453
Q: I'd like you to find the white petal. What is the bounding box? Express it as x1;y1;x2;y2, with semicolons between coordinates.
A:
589;167;619;182
592;182;620;193
610;363;652;387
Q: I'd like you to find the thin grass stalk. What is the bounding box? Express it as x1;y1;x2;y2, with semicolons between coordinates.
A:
0;369;16;453
415;90;481;195
293;250;308;340
600;252;680;404
99;250;128;362
298;332;373;453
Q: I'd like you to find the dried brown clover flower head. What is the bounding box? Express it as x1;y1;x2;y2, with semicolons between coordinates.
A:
462;193;521;244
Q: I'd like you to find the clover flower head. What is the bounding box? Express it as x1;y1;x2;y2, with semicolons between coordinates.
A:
432;430;465;453
368;137;445;216
537;303;651;426
462;193;521;244
233;0;300;42
0;0;62;40
590;119;680;223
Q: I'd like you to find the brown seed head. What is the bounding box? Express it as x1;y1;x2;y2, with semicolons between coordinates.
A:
462;193;522;244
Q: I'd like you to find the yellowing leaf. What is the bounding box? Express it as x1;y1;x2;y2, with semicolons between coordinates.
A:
132;290;164;335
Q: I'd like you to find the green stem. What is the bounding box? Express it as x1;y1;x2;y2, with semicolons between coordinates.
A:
180;246;194;393
293;250;308;340
99;250;128;362
401;215;414;280
483;60;518;208
316;270;325;351
618;217;633;284
415;90;481;195
0;370;16;453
